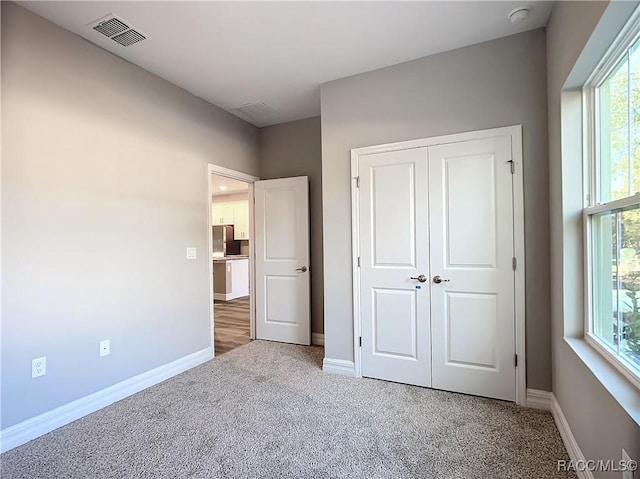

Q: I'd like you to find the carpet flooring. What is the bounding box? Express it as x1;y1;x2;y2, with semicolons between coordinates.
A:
1;341;574;479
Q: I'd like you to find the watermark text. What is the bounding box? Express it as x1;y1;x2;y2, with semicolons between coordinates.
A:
557;459;637;473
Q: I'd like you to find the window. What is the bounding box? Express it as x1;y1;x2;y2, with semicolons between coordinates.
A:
585;16;640;388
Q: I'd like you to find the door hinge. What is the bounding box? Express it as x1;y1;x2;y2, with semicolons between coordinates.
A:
514;354;518;367
508;160;515;174
359;336;362;347
357;256;361;267
512;257;517;270
354;176;360;188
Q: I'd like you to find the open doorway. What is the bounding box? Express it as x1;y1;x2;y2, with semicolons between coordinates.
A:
210;168;256;356
208;165;312;355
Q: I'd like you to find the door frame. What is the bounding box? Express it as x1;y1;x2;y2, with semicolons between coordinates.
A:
208;164;259;355
350;125;527;405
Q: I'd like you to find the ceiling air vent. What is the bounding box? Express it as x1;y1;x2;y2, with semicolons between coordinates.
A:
112;30;146;47
88;14;147;47
93;18;129;37
233;102;278;127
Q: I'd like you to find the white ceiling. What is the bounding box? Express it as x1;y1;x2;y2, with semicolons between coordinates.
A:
19;1;554;127
211;175;249;197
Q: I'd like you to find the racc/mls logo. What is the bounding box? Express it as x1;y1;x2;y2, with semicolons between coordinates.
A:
557;460;638;473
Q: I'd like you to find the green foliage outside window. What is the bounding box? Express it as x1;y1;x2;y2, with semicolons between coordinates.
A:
594;36;640;372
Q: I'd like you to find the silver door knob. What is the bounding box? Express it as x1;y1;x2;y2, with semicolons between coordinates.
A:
433;275;450;284
410;274;427;283
296;266;308;272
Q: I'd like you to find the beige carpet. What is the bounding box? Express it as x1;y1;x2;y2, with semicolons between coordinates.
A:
1;341;574;478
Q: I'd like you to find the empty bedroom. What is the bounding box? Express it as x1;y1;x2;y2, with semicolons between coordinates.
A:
1;1;637;478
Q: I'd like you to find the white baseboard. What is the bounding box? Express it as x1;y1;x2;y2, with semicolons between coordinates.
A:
551;394;594;479
0;347;213;454
312;333;324;346
322;358;356;377
526;388;552;410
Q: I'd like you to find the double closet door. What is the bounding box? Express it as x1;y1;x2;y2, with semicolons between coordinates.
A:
357;135;517;401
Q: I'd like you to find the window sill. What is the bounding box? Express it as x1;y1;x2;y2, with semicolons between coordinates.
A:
565;337;640;425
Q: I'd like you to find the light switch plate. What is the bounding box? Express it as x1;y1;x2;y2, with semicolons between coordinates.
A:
100;339;110;357
186;247;197;260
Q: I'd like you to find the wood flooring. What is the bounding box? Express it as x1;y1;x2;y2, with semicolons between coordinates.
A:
214;296;251;355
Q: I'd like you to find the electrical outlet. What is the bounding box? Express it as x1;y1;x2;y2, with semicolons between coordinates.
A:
186;247;196;260
32;357;46;378
622;449;635;479
99;339;110;357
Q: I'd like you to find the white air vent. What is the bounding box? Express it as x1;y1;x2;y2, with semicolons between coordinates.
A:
233;102;278;126
88;14;147;47
93;17;129;37
111;30;146;47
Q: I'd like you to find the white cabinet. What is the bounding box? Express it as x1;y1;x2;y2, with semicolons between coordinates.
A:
233;202;250;240
230;258;249;297
213;258;249;300
212;203;234;225
212;200;250;237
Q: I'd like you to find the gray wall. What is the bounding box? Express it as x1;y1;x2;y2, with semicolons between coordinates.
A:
547;0;640;470
1;3;259;428
259;117;323;335
320;29;551;390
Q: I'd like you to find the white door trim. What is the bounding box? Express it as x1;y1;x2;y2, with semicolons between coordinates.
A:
350;125;527;406
208;164;259;353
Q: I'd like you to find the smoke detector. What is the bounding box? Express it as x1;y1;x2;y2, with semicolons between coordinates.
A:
87;14;147;47
509;7;530;25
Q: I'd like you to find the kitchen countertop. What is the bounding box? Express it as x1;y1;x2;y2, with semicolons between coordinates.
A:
212;256;249;262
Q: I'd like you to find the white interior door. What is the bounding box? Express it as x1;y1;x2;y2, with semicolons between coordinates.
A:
428;136;515;401
356;133;517;401
254;176;310;345
358;148;432;386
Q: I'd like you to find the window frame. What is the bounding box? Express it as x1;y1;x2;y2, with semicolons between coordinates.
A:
583;11;640;391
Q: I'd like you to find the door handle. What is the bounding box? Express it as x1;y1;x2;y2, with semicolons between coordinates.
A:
296;266;308;273
433;275;450;284
410;274;427;283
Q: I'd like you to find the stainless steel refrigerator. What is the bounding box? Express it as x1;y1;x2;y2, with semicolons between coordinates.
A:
212;225;241;256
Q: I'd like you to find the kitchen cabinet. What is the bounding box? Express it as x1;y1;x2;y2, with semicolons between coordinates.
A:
211;200;250;238
213;258;249;300
233;202;250;240
212;203;234;225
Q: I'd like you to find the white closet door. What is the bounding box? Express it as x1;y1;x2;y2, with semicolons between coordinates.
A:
356;133;517;402
428;136;516;401
358;148;432;386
